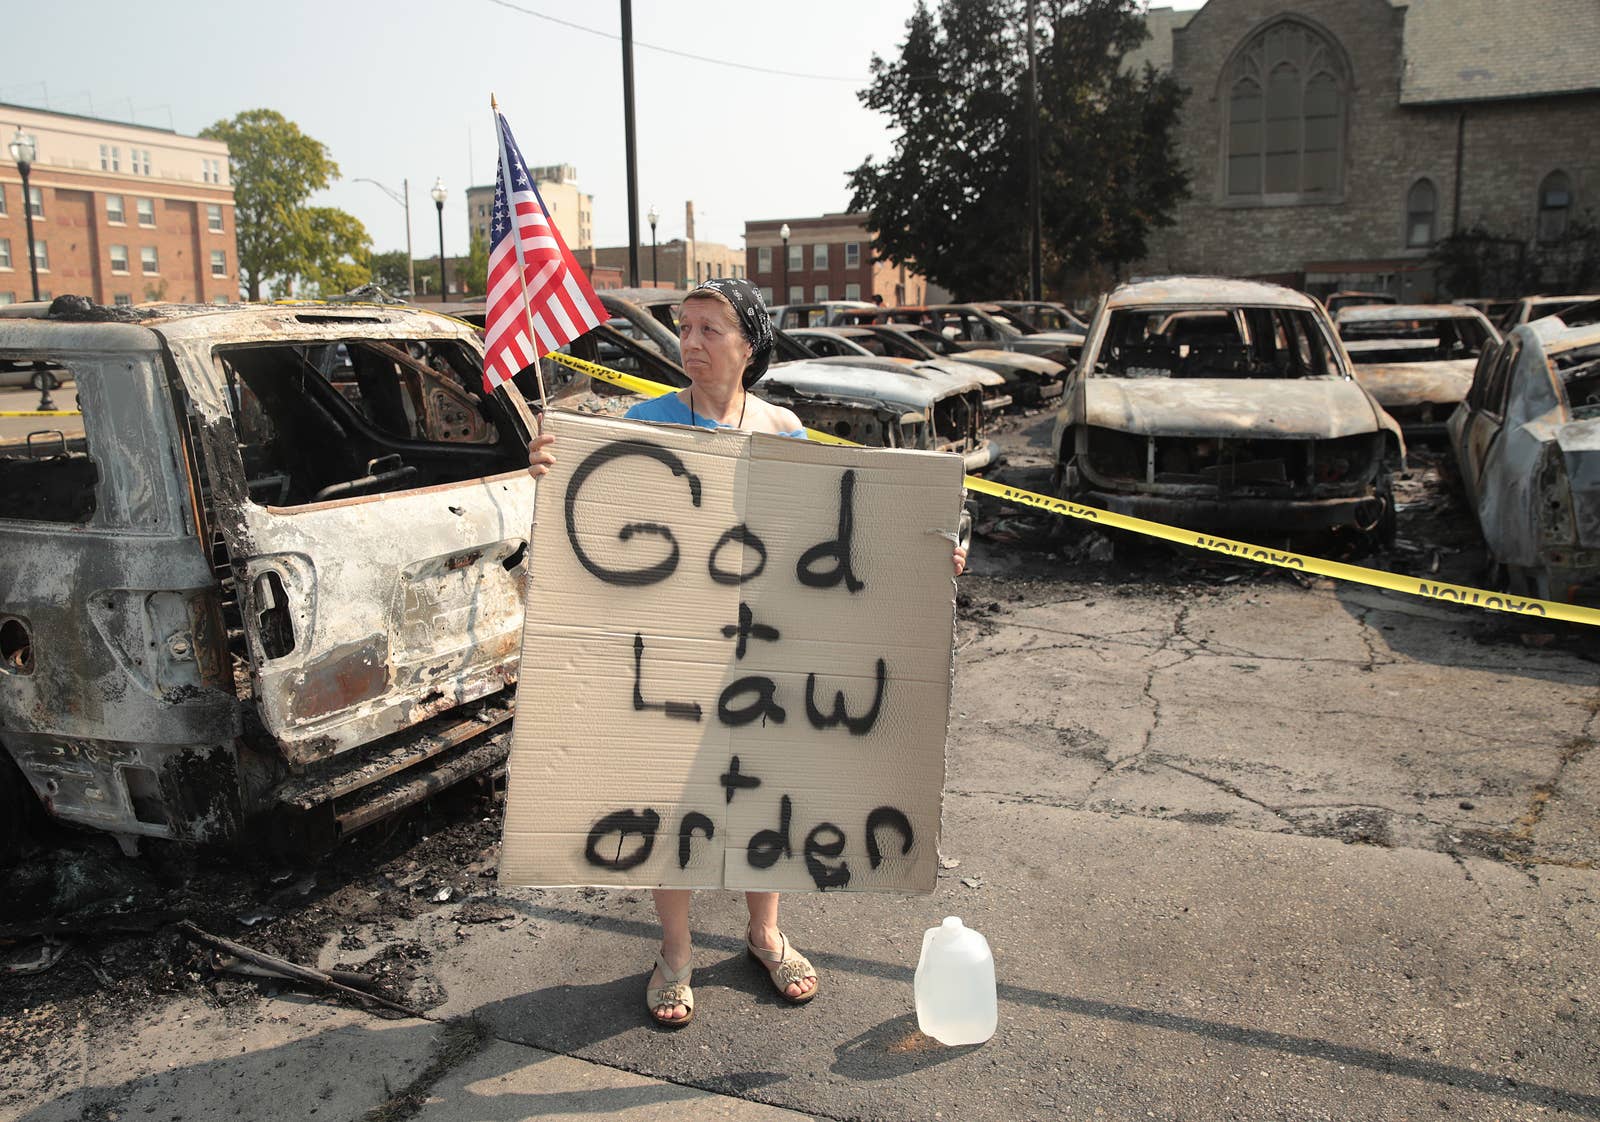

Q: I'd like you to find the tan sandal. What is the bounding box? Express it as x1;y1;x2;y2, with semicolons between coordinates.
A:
646;951;695;1027
746;929;819;1005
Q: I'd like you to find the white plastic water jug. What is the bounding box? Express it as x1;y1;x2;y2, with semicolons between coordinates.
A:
914;916;997;1045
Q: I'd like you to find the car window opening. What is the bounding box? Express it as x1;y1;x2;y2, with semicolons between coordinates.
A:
1095;306;1339;380
0;357;95;524
216;338;525;508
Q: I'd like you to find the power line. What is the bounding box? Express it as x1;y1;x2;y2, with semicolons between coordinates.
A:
482;0;864;83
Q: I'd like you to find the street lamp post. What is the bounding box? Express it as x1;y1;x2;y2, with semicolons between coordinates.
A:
8;127;41;302
430;179;448;303
355;176;414;298
779;222;791;305
647;204;659;287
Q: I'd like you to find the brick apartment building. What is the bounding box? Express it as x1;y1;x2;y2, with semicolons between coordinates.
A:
745;213;935;307
0;104;237;306
592;202;745;289
1128;0;1600;300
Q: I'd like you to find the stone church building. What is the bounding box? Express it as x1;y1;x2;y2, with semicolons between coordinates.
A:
1129;0;1599;300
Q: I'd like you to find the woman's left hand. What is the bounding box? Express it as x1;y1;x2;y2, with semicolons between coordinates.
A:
953;545;967;577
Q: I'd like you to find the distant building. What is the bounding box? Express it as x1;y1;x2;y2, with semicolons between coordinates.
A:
0;104;237;306
1130;0;1600;300
592;202;745;289
466;163;592;251
744;213;935;306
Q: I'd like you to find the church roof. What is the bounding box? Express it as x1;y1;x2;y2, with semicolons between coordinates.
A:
1397;0;1600;104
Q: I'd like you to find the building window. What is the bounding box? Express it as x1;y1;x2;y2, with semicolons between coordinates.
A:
759;286;774;304
814;284;829;301
1405;179;1437;247
788;244;803;271
33;241;48;272
758;246;772;273
201;157;224;184
136;198;155;227
109;146;121;173
0;184;6;216
788;285;803;303
1538;170;1573;244
28;186;43;219
0;293;13;305
1225;19;1346;201
113;294;132;307
845;242;860;268
110;245;129;274
207;203;223;233
0;238;9;269
100;144;110;170
213;294;229;304
106;195;125;224
140;246;158;274
845;282;861;301
211;249;226;277
813;243;829;269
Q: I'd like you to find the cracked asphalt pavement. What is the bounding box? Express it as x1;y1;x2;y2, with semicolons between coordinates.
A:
5;414;1599;1122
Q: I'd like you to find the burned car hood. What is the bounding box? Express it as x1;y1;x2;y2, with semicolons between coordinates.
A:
1084;377;1389;439
959;349;1064;377
1351;360;1475;407
762;360;972;413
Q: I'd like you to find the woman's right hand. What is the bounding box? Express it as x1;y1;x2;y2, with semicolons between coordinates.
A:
528;432;557;478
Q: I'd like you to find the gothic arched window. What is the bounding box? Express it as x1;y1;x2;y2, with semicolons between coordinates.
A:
1406;179;1437;247
1538;170;1572;244
1225;20;1347;201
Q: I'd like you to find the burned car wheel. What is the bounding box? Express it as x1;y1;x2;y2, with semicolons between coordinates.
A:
29;368;59;392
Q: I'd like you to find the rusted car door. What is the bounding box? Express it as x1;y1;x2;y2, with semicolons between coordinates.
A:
182;332;538;768
1454;338;1518;509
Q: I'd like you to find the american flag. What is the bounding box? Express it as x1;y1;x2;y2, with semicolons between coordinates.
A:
482;111;606;393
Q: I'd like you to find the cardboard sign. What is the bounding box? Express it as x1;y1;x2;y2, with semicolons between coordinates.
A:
499;411;962;894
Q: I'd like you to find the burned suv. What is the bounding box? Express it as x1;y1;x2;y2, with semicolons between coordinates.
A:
1052;278;1404;542
0;300;538;857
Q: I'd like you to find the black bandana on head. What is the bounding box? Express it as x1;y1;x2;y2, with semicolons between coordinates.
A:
688;277;774;388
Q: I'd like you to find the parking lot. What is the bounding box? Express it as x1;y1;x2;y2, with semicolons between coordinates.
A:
3;410;1597;1122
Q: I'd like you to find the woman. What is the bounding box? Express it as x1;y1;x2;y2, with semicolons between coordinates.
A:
528;278;965;1027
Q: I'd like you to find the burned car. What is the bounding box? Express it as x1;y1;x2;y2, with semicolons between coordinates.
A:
0;300;539;857
1052;278;1404;542
1496;293;1600;333
1336;304;1500;439
786;326;1014;414
863;322;1066;408
759;360;998;473
992;300;1088;334
1447;316;1600;602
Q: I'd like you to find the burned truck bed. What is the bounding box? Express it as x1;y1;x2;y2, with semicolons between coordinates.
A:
0;300;540;859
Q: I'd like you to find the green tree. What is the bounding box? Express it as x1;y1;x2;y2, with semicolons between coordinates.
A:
849;0;1188;298
200;109;372;300
369;249;414;295
294;207;371;298
456;233;491;298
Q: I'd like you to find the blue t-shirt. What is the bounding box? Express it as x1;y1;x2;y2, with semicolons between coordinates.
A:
625;393;806;439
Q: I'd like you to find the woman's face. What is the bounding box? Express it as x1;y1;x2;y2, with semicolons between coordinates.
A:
678;297;752;389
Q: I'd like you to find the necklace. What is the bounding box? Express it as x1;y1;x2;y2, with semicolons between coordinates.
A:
689;389;746;430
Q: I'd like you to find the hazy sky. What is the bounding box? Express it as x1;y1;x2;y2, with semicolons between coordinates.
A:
3;0;950;256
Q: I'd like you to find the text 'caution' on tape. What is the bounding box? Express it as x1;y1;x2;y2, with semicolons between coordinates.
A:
537;352;1600;628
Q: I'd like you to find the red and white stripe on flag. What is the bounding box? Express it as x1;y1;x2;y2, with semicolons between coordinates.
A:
481;113;607;394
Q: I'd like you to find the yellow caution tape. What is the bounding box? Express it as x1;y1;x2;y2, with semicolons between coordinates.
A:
542;351;1600;626
0;410;81;417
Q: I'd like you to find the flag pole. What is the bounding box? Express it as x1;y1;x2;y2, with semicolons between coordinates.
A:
491;93;552;411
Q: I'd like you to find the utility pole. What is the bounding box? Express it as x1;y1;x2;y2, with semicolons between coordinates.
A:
621;0;641;287
1026;0;1042;301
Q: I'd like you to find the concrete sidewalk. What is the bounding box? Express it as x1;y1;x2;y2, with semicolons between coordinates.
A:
1;997;810;1122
